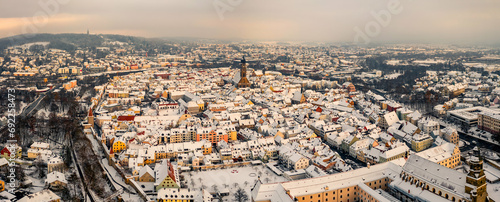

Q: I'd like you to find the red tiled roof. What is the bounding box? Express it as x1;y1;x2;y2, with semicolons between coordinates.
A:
117;116;135;121
1;147;11;155
167;161;176;183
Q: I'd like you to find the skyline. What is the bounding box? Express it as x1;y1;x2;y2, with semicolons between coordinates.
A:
0;0;500;44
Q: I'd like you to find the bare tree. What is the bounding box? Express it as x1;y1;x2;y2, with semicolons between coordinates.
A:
215;193;224;202
212;184;219;193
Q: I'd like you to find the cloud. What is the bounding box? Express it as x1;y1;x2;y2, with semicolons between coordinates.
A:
0;13;88;37
0;0;499;44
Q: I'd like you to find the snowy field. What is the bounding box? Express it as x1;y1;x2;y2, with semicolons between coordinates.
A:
488;183;500;201
183;165;288;200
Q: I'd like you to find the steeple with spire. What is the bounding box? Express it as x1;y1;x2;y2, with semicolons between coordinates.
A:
237;56;251;88
88;108;94;127
465;147;491;202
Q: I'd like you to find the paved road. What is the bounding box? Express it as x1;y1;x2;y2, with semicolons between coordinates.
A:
458;131;500;153
100;158;136;194
19;84;61;118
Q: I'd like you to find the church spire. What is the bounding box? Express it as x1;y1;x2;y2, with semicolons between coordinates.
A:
465;147;490;202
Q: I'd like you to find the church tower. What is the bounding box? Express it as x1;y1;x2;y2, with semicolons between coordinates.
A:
465;147;489;202
237;56;251;88
88;108;94;128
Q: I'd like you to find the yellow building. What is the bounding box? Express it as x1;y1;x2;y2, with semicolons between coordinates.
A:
127;107;141;115
228;131;238;141
0;179;4;192
416;143;461;169
202;145;212;155
155;161;180;191
177;114;191;124
411;134;434;152
46;171;67;190
253;159;405;202
157;188;200;202
198;103;204;111
112;139;127;153
138;166;155;182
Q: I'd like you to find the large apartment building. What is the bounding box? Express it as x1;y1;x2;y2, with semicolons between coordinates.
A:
478;109;500;134
252;151;492;202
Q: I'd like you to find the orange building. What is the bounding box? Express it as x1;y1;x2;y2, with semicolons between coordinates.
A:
63;80;77;90
196;129;228;143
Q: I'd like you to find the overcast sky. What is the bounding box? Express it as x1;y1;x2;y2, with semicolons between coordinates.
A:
0;0;499;44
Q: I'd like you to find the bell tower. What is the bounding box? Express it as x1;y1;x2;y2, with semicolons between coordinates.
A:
465;147;489;202
88;108;94;128
237;56;251;88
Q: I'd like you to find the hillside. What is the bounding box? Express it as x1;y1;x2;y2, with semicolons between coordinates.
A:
0;33;180;55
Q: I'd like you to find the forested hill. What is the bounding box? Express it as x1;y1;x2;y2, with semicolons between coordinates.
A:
0;33;179;54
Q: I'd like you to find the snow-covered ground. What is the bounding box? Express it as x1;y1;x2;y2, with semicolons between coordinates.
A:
23;167;46;194
11;42;50;49
183;165;288;200
85;134;141;202
18;102;27;115
35;108;50;117
86;134;103;157
488;183;500;201
100;158;142;202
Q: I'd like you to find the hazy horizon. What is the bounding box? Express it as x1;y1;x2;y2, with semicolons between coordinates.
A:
1;0;499;44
